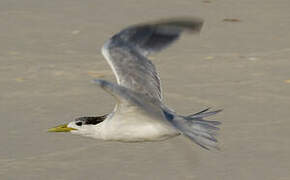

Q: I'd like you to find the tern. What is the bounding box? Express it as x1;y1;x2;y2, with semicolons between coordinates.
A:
49;18;222;150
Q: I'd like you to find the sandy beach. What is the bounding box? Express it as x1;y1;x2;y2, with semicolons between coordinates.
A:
1;0;290;179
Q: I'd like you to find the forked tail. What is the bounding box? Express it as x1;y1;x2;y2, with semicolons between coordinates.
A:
163;108;222;150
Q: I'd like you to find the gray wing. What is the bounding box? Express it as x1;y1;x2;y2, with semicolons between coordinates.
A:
93;79;164;120
101;17;203;100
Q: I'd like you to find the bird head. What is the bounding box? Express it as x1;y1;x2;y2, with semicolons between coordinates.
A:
48;115;107;137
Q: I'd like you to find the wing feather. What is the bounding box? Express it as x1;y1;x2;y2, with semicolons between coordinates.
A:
101;18;203;100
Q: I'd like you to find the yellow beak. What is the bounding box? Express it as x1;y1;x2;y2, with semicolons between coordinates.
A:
48;124;77;132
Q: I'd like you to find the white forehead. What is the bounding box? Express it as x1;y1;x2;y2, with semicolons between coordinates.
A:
67;121;102;139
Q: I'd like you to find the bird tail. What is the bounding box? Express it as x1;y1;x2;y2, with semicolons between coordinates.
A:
163;108;222;150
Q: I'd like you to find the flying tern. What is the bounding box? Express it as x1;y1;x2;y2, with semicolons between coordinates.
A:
49;18;222;150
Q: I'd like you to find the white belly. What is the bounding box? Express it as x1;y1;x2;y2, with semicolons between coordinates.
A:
99;111;179;142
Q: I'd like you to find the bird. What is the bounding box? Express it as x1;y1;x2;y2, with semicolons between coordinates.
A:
48;17;222;150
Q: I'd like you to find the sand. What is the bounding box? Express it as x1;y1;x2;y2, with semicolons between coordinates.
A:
1;0;290;179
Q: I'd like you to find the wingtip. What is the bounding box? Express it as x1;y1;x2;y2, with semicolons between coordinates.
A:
92;79;107;87
215;109;223;114
153;17;204;33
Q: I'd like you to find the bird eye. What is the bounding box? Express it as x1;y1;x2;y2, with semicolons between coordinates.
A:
76;122;82;126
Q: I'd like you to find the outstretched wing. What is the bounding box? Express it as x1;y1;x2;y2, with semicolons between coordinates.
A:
101;17;203;100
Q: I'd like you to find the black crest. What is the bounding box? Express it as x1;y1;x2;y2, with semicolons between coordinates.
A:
74;114;108;126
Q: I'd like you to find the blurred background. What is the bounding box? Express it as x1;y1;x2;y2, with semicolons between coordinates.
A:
0;0;289;179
